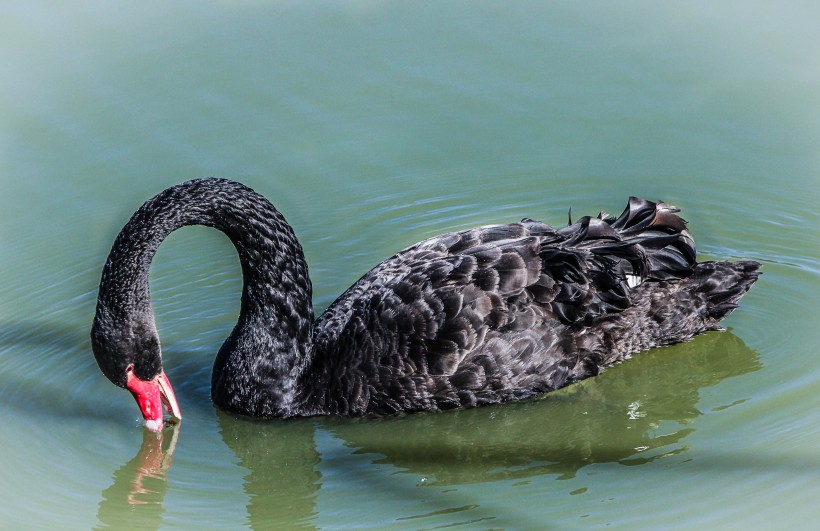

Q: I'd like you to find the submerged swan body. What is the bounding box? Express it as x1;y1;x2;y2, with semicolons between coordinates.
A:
91;178;760;430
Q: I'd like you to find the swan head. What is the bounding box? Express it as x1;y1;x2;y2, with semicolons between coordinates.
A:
91;308;182;431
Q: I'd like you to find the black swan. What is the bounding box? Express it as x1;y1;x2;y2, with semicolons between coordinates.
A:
91;178;760;431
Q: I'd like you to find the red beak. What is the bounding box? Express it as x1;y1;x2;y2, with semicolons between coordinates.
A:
126;367;182;432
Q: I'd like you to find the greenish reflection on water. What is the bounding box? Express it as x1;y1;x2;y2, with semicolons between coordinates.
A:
95;331;759;529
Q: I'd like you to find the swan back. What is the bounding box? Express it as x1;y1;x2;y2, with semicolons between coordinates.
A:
299;198;758;416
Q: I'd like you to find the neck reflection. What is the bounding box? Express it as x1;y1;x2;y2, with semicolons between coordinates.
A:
217;413;321;530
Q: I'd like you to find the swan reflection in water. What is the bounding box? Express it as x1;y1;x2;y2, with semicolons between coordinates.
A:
98;330;759;529
96;425;179;528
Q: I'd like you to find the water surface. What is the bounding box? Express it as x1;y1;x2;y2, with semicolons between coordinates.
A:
2;2;819;529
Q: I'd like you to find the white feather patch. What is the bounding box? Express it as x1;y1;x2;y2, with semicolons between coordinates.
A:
626;274;643;289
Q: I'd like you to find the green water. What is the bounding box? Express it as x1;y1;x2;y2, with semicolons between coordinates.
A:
2;2;819;529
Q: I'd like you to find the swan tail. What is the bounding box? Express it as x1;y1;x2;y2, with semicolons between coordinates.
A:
551;198;759;347
691;260;761;328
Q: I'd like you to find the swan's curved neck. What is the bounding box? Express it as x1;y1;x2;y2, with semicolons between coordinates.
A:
96;178;314;416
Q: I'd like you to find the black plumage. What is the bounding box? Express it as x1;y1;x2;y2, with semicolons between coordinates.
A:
91;178;760;423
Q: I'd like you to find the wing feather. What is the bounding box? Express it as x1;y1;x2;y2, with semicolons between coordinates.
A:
309;196;699;415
